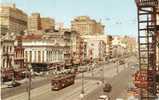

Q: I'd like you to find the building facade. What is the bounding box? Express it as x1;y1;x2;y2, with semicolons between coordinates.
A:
22;34;65;72
14;36;25;70
81;35;112;60
71;16;104;35
28;13;55;33
70;31;83;65
41;17;55;32
0;3;27;35
106;35;113;58
83;38;106;63
28;13;41;33
43;30;72;68
1;33;15;70
112;35;137;56
1;33;26;81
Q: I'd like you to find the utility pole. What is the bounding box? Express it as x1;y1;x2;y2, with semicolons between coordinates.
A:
80;70;84;100
102;64;104;84
116;56;119;74
27;64;32;100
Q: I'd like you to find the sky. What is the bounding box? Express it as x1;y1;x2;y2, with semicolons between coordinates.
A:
2;0;138;37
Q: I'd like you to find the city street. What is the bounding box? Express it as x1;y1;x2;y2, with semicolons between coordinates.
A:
1;0;159;99
2;56;137;100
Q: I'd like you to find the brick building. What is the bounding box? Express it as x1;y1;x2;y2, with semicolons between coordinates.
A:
0;3;27;35
71;16;104;35
28;13;55;33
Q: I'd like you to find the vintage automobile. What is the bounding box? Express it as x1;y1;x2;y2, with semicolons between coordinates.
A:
7;81;21;88
103;83;112;93
98;95;109;100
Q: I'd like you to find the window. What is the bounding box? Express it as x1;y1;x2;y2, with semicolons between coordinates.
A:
3;46;5;52
34;51;36;62
10;46;12;52
3;59;5;67
38;51;41;62
29;51;32;62
25;51;27;62
6;46;8;53
42;51;44;62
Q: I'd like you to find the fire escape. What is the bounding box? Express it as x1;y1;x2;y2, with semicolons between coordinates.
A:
135;0;159;99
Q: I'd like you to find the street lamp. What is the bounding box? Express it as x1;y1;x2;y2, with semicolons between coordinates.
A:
102;64;105;84
27;64;32;100
91;63;94;77
81;71;84;94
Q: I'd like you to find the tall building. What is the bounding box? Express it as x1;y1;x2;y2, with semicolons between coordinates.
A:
0;3;27;35
41;17;55;32
70;31;83;66
71;16;104;35
28;13;55;33
28;13;41;33
96;22;105;34
106;35;113;58
14;35;25;70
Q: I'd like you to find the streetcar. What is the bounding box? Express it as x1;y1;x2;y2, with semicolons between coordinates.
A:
51;74;75;91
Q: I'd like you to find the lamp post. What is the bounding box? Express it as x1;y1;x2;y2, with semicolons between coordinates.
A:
116;59;119;74
27;64;32;100
100;64;105;84
80;69;84;100
91;63;94;77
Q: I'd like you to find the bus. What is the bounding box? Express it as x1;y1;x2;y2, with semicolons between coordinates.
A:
51;74;75;91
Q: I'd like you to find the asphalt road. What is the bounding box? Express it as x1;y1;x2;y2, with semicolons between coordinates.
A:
2;56;137;100
1;76;49;99
84;56;137;100
1;57;117;99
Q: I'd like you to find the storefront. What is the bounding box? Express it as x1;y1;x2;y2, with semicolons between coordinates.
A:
31;63;48;72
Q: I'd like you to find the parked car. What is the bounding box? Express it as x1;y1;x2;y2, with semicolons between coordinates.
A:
8;81;21;88
98;95;109;100
119;60;125;65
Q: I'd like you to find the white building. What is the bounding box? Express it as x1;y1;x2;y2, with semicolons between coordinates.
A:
84;39;106;62
1;33;15;70
112;36;126;48
112;35;137;57
22;34;65;71
81;35;108;61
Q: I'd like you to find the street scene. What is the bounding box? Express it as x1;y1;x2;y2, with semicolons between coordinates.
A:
0;0;159;100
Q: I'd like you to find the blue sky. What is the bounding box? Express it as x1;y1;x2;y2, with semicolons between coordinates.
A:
2;0;137;37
